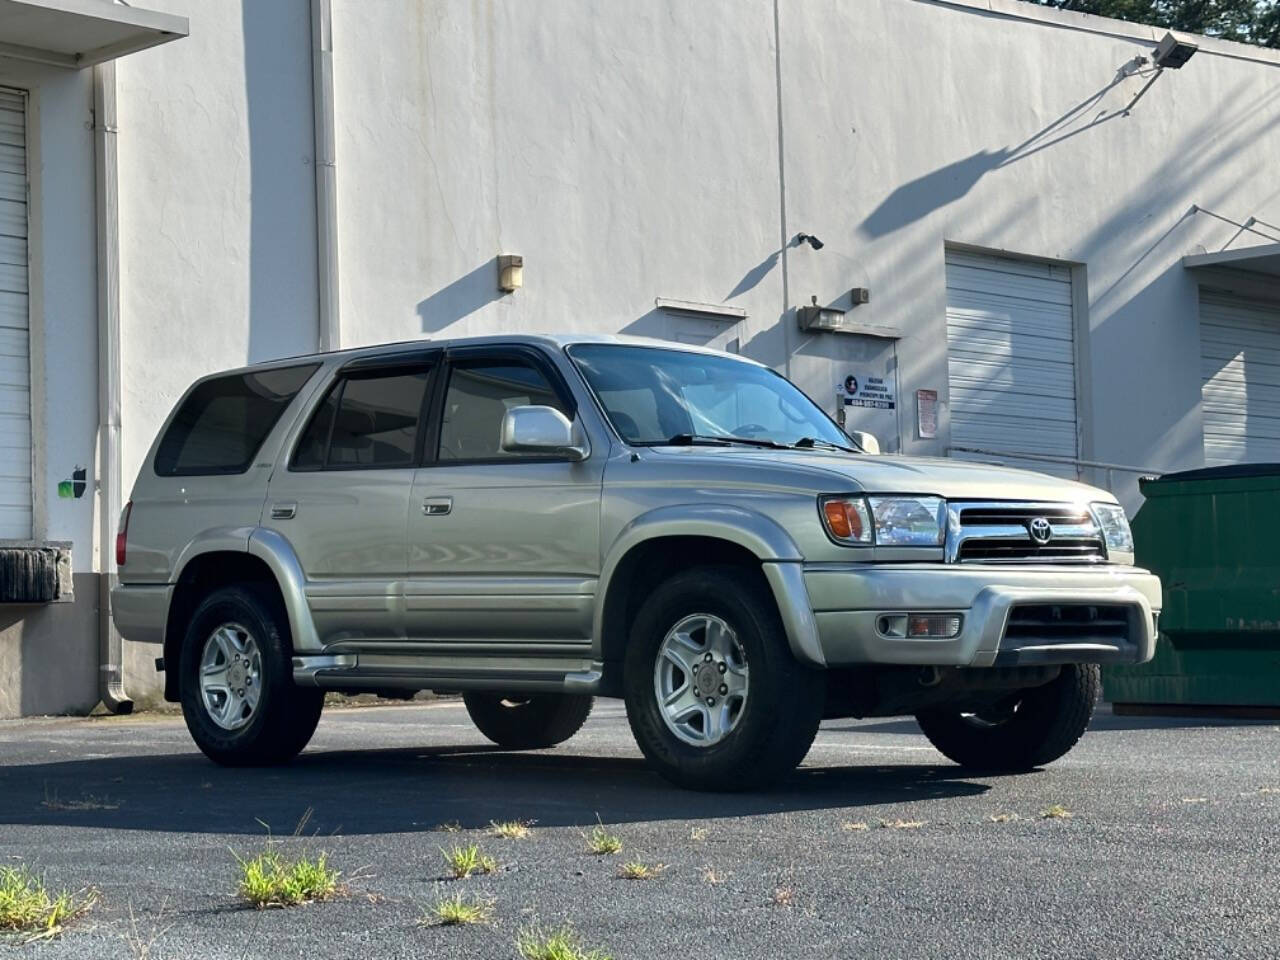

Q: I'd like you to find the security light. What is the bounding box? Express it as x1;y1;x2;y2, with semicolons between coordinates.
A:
796;233;824;250
1152;32;1197;69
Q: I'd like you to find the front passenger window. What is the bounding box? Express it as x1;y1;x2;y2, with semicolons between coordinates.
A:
438;360;567;461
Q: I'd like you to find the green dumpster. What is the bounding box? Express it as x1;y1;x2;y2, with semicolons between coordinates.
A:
1104;463;1280;716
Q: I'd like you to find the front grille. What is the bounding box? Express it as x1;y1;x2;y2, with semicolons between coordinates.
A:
950;502;1106;563
1004;604;1131;643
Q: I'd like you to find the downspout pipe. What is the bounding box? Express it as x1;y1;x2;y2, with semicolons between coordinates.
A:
93;61;132;714
311;0;340;353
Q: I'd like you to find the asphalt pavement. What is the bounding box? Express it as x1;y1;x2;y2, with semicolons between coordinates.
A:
0;699;1276;959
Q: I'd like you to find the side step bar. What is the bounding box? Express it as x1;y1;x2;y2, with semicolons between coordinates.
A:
292;653;603;695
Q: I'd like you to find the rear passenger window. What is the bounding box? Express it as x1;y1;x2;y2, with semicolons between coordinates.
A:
438;359;568;461
292;369;430;470
154;364;318;477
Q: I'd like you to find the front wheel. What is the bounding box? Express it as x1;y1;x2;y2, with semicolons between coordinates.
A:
915;664;1101;771
179;584;324;766
463;692;593;748
623;565;824;792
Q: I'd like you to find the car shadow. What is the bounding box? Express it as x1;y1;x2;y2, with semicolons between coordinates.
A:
1;744;990;837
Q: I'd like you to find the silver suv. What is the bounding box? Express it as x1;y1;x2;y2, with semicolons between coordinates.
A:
112;335;1161;790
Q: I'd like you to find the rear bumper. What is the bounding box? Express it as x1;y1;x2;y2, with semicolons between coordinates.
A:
803;564;1162;668
110;583;172;646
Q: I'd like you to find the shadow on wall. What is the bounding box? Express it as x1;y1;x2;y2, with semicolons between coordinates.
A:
242;1;319;363
858;58;1148;238
416;258;503;334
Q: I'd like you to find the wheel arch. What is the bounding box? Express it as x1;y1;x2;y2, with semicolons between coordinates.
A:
595;506;825;691
161;529;318;701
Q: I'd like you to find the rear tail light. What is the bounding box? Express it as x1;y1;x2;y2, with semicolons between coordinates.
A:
115;501;132;568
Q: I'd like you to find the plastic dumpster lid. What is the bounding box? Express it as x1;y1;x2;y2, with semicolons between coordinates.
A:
1139;462;1280;492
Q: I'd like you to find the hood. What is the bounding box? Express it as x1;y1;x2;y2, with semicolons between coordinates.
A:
648;447;1113;503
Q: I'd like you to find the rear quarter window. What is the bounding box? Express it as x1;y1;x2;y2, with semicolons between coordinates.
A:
154;364;319;476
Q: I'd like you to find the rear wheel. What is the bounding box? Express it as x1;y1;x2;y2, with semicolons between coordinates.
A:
179;584;323;766
623;565;824;792
463;692;593;748
915;664;1100;771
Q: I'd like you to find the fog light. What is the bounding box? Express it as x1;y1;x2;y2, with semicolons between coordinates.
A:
908;615;962;638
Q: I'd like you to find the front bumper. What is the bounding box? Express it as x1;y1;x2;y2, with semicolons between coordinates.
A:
803;564;1162;668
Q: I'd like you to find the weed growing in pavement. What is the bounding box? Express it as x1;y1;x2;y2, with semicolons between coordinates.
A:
516;924;612;960
878;818;926;829
701;866;726;886
841;821;869;832
988;813;1019;823
41;786;120;812
771;884;795;908
617;861;664;880
441;844;497;879
424;893;495;926
1040;804;1073;820
490;819;533;839
234;850;340;908
0;866;96;941
584;818;622;855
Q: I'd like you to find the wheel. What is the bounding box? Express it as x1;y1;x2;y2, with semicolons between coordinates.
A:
623;565;825;792
915;664;1101;771
179;584;324;766
463;692;593;749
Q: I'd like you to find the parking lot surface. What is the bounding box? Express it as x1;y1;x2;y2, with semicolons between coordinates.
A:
0;699;1276;959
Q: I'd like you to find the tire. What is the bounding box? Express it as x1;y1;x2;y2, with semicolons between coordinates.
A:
623;565;825;792
915;664;1101;772
463;692;594;749
179;584;324;766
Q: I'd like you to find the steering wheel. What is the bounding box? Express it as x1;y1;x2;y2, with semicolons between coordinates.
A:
732;423;770;437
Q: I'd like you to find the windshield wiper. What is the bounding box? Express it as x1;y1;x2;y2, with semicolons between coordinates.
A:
793;436;858;453
664;433;790;449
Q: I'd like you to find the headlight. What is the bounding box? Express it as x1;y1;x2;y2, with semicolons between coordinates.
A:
820;495;946;546
1091;502;1134;564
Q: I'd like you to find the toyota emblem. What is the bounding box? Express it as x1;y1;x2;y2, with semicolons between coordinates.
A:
1027;517;1053;545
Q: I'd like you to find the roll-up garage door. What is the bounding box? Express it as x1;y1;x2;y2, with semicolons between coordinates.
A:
945;249;1079;478
0;87;31;539
1200;292;1280;465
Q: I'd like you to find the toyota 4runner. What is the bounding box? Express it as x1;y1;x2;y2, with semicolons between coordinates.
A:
112;335;1161;791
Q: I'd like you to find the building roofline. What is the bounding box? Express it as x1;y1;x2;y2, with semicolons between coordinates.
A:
914;0;1280;68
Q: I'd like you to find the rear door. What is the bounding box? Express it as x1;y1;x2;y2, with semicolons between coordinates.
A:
404;344;604;647
264;350;438;646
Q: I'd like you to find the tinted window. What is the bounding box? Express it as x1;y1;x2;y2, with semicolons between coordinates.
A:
324;372;430;468
154;364;318;476
438;360;566;461
291;382;340;470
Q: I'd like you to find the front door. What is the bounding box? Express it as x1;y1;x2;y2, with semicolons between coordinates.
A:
263;351;438;646
405;346;604;649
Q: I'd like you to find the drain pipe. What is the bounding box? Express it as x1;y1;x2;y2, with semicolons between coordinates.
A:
93;61;132;715
310;0;340;352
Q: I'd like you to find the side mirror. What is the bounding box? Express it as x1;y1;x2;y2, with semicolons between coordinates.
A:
500;406;589;461
847;429;880;455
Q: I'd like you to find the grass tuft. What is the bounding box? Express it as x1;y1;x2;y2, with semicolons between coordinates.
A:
516;924;612;960
878;818;926;829
441;844;497;879
1040;804;1073;820
988;813;1019;823
235;850;340;908
435;821;462;833
701;866;726;886
0;866;95;940
841;821;869;832
689;826;708;842
771;885;795;908
425;892;495;926
490;819;533;839
617;861;664;880
584;819;622;856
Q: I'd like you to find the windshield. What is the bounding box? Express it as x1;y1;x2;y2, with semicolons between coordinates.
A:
568;344;853;449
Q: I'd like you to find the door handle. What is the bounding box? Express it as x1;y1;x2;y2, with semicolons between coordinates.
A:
422;497;453;516
270;502;297;520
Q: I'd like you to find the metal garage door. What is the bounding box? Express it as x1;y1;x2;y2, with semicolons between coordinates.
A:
0;88;31;539
945;249;1079;478
1200;293;1280;465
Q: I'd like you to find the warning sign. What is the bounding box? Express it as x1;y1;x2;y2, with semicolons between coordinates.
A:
839;373;896;410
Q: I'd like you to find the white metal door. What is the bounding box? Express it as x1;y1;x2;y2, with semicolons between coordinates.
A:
1199;292;1280;465
0;88;30;539
945;250;1079;478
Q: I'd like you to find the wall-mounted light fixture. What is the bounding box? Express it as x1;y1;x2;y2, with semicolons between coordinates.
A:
795;233;824;250
797;295;846;333
498;254;523;292
1152;31;1198;69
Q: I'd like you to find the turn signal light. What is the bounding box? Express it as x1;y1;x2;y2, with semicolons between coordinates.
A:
820;496;873;543
878;613;963;639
